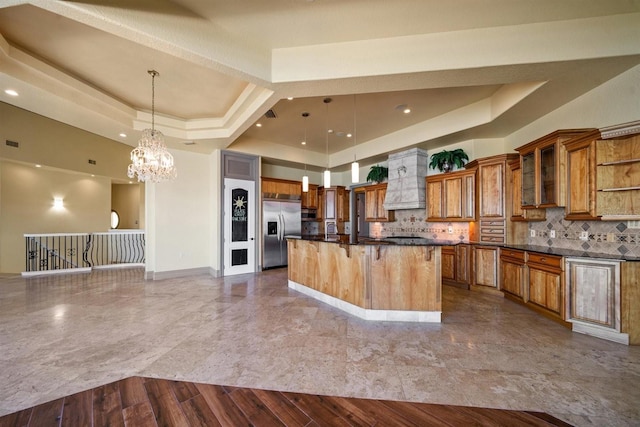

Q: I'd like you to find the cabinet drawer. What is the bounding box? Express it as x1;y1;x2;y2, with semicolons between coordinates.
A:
527;252;563;270
500;249;525;262
480;220;506;227
480;235;505;243
480;227;505;235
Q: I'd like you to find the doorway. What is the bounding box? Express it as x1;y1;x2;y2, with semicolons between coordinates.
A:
223;178;256;275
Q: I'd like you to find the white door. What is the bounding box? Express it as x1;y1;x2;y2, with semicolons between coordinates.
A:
224;178;256;275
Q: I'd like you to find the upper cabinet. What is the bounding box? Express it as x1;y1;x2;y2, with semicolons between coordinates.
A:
515;130;591;209
564;122;640;221
508;159;545;222
322;186;350;222
301;184;319;210
426;168;476;222
364;183;395;222
261;177;302;198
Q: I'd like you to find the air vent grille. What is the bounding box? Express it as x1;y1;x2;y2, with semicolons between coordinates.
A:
264;109;277;119
88;159;96;165
6;140;19;148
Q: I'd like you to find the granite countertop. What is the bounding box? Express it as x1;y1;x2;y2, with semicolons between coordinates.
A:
289;236;640;261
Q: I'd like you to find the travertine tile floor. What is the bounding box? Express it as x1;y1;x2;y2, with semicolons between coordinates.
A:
0;268;638;426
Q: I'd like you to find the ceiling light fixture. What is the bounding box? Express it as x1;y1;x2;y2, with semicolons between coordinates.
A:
301;112;310;192
323;98;332;188
4;89;18;96
351;95;360;183
127;70;177;183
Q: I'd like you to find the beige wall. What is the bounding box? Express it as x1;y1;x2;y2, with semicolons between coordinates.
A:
111;183;142;229
0;160;111;273
0;102;132;180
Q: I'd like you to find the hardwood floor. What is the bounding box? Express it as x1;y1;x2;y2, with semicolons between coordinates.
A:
0;376;572;427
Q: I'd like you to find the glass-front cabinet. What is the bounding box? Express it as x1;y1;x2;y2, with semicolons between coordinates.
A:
516;129;592;209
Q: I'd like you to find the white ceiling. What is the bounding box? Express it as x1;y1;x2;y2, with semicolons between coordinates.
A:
1;0;639;172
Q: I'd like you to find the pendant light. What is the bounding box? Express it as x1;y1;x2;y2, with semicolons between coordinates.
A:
351;94;360;183
323;98;331;188
301;112;309;192
127;70;177;183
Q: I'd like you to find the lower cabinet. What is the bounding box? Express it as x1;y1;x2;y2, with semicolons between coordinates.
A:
473;245;499;289
564;257;640;345
527;253;564;319
499;249;526;299
442;244;472;288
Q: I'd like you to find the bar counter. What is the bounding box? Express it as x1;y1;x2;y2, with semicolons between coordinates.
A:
286;237;442;322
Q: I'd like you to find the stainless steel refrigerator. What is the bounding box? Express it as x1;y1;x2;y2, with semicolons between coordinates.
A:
263;199;301;269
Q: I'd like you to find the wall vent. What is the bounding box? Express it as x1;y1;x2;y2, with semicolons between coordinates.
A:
264;109;277;119
88;159;97;165
5;140;19;148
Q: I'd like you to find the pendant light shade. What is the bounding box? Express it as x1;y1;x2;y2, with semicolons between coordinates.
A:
302;175;309;192
323;169;331;188
301;112;310;192
351;161;360;183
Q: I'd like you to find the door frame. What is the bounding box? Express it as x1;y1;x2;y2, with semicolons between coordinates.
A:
219;151;259;276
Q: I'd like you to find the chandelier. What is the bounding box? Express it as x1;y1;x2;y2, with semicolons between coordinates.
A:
127;70;177;183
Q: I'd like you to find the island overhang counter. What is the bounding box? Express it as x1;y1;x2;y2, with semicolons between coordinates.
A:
286;238;444;322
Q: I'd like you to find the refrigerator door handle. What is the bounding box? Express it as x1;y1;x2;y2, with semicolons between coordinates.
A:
281;213;286;240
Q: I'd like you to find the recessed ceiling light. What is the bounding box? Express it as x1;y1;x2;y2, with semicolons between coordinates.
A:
119;133;127;138
35;164;42;168
346;133;352;138
395;104;411;114
4;89;18;96
287;97;293;100
301;141;306;145
256;123;262;127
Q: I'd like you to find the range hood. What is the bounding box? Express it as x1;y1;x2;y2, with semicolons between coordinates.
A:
383;148;429;210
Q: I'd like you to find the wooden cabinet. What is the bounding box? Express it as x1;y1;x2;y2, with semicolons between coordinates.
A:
322;186;350;222
566;257;640;345
364;183;395;222
515;129;591;209
425;169;475;221
473;245;499;289
527;252;564;320
564;131;599;220
301;184;319;209
261;177;301;197
508;159;545;222
595;129;640;220
317;187;324;221
467;154;522;244
500;248;526;299
441;244;472;289
563;122;640;221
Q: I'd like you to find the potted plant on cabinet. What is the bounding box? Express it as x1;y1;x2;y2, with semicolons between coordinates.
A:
366;165;388;183
428;148;469;172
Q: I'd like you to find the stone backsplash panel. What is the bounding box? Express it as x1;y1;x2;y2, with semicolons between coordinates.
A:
528;208;640;257
372;209;470;241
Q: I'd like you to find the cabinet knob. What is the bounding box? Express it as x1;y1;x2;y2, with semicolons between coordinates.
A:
540;257;547;262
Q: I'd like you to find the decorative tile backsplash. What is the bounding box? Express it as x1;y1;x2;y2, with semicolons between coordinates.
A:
528;208;640;257
373;209;470;241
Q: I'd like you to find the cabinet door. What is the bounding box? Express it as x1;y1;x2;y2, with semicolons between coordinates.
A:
539;145;556;206
324;188;336;220
443;176;463;219
500;257;525;298
511;164;524;219
426;180;443;220
338;188;350;221
375;188;387;220
317;188;324;221
474;246;498;288
441;246;456;282
478;162;505;218
456;244;471;285
567;259;619;329
308;185;318;209
528;266;562;316
566;141;596;219
463;174;476;220
364;188;377;221
521;153;536;207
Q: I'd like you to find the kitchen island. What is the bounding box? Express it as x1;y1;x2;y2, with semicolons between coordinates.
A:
286;237;444;322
